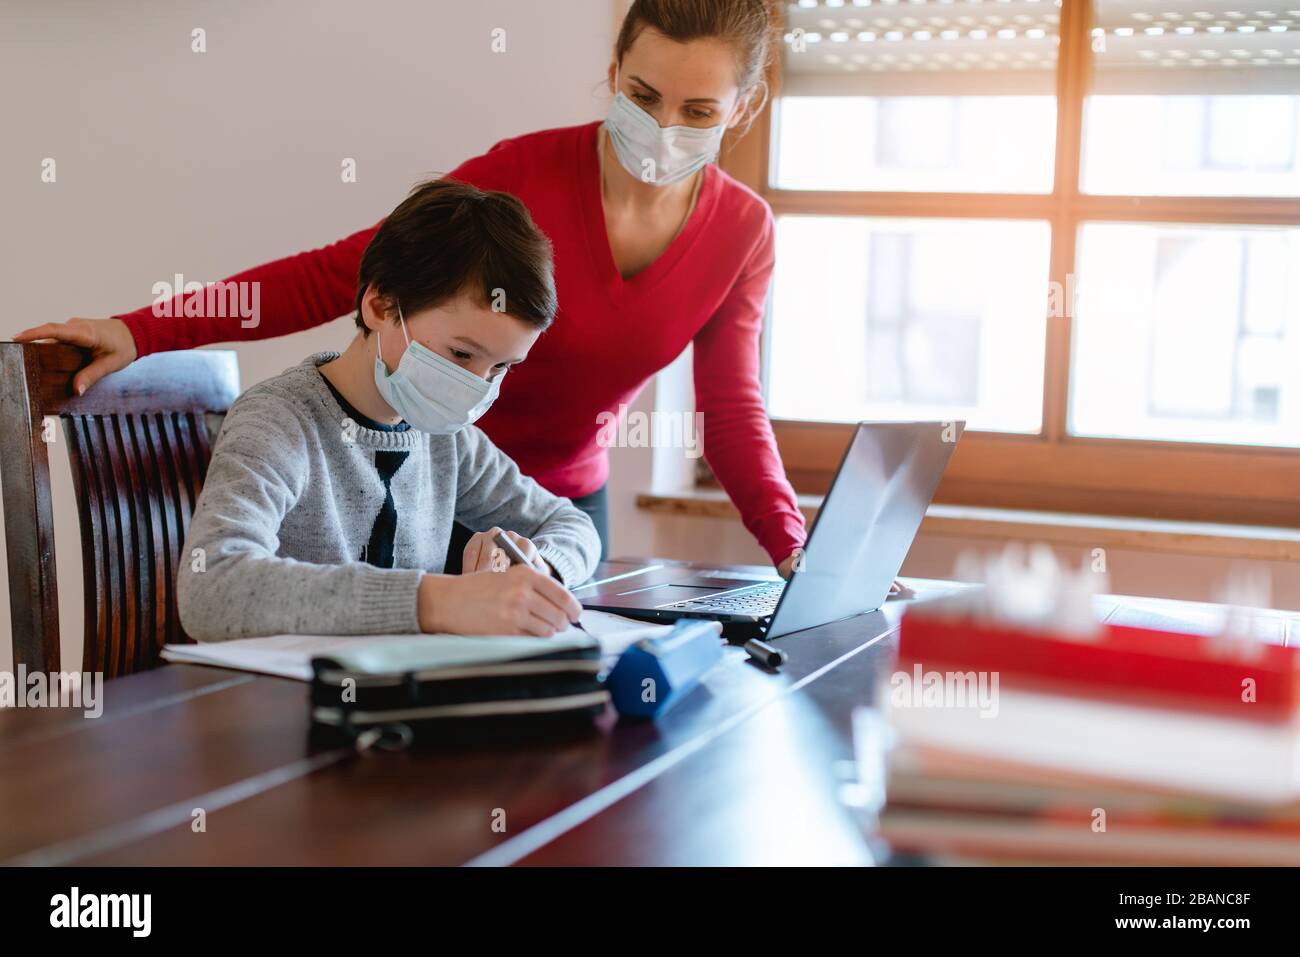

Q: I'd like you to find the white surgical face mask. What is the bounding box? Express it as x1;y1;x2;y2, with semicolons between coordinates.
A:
372;306;502;435
604;70;727;187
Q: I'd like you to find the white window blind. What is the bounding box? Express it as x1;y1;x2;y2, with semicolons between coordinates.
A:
1092;0;1300;95
781;0;1062;96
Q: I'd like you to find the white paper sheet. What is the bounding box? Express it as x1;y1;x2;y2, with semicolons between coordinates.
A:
160;609;673;681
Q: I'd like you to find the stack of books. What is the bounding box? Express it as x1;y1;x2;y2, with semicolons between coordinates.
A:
877;692;1300;865
857;582;1300;866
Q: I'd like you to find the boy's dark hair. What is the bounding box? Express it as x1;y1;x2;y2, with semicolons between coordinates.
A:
354;178;556;333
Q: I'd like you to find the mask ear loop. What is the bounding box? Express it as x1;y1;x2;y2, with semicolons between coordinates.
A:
375;302;412;368
396;304;412;346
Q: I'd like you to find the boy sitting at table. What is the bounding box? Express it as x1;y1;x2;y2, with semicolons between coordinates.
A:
179;180;596;641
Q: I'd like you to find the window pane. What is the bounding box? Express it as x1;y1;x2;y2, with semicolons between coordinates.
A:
768;217;1050;433
774;0;1059;193
1083;1;1300;196
774;95;1057;192
1070;223;1300;447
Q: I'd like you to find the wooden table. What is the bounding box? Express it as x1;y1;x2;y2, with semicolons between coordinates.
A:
1;561;932;866
6;565;1285;867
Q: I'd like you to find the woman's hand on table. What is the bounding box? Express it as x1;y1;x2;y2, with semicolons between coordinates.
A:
777;548;806;580
779;548;914;599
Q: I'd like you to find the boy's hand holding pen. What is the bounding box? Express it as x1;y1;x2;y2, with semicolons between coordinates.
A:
415;527;585;638
463;526;549;575
487;529;591;636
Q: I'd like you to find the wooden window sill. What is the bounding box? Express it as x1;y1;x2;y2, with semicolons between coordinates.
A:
635;489;1300;563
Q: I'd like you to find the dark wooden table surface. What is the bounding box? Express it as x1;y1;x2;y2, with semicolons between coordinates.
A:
1;560;934;866
7;564;1267;867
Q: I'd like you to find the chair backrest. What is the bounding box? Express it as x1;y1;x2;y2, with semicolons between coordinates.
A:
1;342;239;677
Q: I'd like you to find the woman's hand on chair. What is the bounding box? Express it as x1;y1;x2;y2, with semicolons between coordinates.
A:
13;317;138;395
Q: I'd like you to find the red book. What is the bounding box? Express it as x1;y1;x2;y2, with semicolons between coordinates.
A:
898;610;1300;722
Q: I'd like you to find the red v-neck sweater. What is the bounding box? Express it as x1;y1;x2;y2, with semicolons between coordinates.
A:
117;121;806;565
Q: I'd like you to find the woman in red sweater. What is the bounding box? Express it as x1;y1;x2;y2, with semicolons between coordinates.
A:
17;0;807;577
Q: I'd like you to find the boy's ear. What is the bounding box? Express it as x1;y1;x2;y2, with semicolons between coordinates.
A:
360;285;395;333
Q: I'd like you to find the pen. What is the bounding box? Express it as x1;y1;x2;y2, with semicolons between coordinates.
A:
491;530;590;635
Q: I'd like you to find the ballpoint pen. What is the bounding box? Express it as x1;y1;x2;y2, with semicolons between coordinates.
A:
491;530;591;635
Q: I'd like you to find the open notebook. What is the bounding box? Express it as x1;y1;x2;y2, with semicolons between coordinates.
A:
160;609;673;681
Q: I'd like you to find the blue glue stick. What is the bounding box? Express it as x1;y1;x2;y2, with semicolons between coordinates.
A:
606;619;724;719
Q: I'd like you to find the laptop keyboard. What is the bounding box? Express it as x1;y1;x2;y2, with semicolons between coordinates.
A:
662;581;786;616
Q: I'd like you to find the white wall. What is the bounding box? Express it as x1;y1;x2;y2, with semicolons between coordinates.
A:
0;0;620;670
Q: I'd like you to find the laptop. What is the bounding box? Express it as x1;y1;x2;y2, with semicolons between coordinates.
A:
575;421;963;640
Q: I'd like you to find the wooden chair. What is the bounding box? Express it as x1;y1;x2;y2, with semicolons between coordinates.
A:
1;342;239;677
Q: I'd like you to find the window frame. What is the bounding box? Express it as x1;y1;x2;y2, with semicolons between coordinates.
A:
720;0;1300;526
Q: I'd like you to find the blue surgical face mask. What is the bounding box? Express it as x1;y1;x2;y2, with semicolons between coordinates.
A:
372;306;502;435
604;69;727;187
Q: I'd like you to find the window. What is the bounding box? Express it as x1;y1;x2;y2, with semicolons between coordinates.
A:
724;0;1300;524
773;95;1058;192
1083;0;1300;196
1070;222;1300;446
773;0;1060;192
769;216;1049;432
1084;95;1300;195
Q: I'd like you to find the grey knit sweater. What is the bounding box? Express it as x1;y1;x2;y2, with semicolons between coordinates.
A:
178;353;600;642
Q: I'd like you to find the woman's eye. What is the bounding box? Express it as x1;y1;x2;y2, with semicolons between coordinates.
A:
688;110;714;122
632;92;656;106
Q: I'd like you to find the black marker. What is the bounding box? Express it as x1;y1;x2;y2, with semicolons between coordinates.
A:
744;638;786;669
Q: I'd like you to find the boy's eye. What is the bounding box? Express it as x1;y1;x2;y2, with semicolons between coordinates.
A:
450;349;473;361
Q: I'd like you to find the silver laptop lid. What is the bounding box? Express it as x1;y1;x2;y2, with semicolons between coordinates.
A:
766;421;963;639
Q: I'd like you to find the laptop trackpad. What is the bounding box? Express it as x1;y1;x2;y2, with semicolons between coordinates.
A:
618;583;722;597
